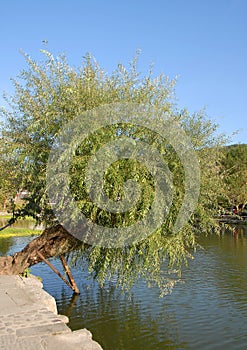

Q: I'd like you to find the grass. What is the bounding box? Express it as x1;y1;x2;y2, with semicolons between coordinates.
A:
0;227;42;238
0;214;14;219
0;213;43;238
0;214;36;221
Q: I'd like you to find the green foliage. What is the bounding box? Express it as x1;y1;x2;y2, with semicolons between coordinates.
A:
0;227;42;238
220;144;247;207
0;50;227;293
22;268;31;278
0;136;20;211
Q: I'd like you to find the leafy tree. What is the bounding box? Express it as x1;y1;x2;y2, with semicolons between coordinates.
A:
0;50;226;294
221;144;247;210
0;134;20;212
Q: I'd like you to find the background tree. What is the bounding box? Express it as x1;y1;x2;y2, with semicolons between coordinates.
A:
0;134;20;212
0;50;226;294
221;144;247;210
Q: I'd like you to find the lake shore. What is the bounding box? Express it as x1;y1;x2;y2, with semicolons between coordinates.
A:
0;213;43;238
0;274;103;350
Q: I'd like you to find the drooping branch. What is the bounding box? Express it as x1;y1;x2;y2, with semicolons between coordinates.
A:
0;224;82;275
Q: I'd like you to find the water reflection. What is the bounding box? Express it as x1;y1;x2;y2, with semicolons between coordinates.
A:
198;226;247;313
0;236;14;256
57;280;187;349
0;235;37;257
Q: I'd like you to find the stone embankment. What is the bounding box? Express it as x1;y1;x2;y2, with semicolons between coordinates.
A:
0;275;103;350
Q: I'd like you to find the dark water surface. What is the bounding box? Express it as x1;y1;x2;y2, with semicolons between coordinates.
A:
1;227;247;350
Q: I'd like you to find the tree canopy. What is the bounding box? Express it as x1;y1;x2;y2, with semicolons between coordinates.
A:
221;144;247;209
0;50;227;294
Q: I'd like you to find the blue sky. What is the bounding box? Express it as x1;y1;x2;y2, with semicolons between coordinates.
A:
0;0;246;144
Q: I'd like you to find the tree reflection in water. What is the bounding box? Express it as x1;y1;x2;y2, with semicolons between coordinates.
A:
0;236;14;256
58;280;188;350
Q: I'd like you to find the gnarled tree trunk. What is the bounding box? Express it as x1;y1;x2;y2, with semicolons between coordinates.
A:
0;224;82;275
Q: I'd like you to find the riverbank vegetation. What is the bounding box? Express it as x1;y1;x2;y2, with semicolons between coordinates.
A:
220;144;247;211
0;215;42;237
0;227;41;238
0;49;246;293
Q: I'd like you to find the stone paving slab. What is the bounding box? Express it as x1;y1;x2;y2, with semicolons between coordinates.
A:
0;275;103;350
43;329;103;350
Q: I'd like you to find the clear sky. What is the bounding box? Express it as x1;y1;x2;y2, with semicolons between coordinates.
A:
0;0;246;144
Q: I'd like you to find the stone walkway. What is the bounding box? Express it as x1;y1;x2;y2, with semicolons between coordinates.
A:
0;275;103;350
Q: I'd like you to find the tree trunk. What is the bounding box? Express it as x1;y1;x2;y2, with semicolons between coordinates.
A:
0;224;82;275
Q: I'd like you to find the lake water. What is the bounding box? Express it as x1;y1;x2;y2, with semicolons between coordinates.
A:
1;226;247;350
